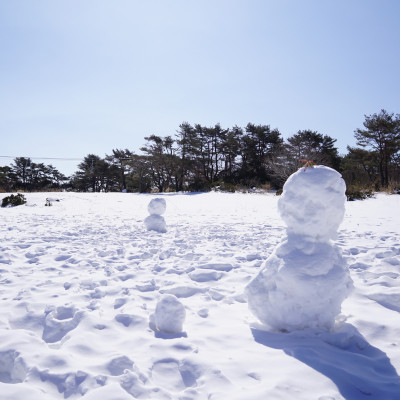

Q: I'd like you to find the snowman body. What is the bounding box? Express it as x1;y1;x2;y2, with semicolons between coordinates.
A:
246;166;353;331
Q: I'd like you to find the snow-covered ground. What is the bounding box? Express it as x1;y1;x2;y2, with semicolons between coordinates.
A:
1;191;400;400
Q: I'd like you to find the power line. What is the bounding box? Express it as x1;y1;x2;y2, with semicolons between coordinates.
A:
0;156;82;161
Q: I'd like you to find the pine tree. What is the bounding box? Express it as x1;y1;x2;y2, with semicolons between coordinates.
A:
355;109;400;188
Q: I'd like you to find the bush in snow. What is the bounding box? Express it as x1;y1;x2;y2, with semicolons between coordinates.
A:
1;193;26;208
246;166;353;331
346;185;374;201
154;294;186;334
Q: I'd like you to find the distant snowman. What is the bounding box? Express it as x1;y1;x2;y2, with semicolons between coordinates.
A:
144;198;167;233
246;165;353;331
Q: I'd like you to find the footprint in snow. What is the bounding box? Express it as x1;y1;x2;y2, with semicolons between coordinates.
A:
376;250;397;259
121;369;163;399
24;252;41;264
150;358;199;392
114;298;128;309
136;280;158;292
159;285;206;298
54;255;71;262
187;263;234;282
0;349;29;384
0;254;12;264
383;257;400;266
17;244;31;249
188;270;224;282
197;263;233;272
42;306;84;343
367;293;400;313
38;369;88;398
107;355;134;376
114;313;146;328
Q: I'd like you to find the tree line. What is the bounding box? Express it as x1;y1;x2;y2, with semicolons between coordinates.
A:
0;158;69;192
1;109;400;194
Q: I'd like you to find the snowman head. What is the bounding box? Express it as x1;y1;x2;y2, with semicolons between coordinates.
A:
148;198;167;215
278;166;346;242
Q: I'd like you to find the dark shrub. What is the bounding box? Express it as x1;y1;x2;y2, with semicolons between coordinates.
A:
1;193;27;207
346;186;374;201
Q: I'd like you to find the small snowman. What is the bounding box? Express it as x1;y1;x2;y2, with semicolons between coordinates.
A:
246;165;353;331
154;294;186;334
144;198;167;233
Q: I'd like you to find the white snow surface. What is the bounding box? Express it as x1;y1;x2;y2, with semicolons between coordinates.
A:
1;191;400;399
246;166;353;331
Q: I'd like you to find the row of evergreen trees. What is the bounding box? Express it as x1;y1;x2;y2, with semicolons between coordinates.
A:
1;109;400;193
70;125;340;193
0;159;69;192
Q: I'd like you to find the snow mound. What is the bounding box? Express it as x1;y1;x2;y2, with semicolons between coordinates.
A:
144;215;167;233
278;166;346;242
246;165;353;331
154;294;186;334
147;198;166;215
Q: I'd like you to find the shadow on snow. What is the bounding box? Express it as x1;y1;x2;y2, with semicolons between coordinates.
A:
251;323;400;400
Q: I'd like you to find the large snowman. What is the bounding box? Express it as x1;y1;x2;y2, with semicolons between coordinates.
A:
246;165;353;331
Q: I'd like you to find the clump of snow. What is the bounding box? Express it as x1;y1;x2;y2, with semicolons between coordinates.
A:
144;198;167;233
154;294;186;334
246;166;353;331
147;198;166;216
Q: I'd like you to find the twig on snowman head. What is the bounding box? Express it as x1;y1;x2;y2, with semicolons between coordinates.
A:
299;159;316;171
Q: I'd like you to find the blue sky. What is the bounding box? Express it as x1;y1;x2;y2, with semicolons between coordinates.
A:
1;0;399;176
